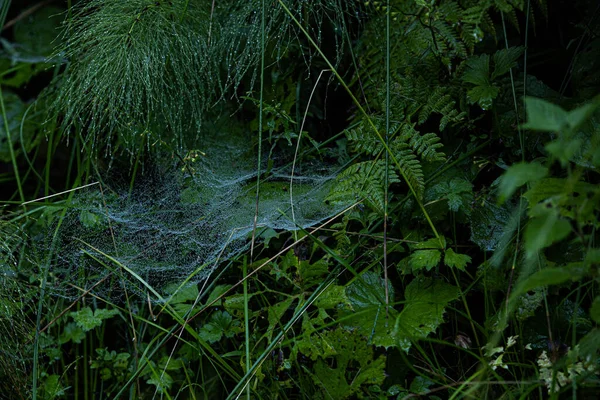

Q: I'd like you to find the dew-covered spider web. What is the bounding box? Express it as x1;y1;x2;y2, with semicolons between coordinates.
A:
44;124;348;303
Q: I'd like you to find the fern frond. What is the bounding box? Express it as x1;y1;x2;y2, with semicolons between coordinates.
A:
394;123;446;162
417;87;467;130
346;117;401;156
328;160;399;214
394;146;426;199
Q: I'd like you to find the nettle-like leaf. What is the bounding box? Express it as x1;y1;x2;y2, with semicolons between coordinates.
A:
69;307;120;332
311;328;386;399
408;249;442;272
394;277;460;352
402;236;469;273
427;177;474;213
462;47;523;109
198;310;242;344
444;249;471;271
342;271;397;348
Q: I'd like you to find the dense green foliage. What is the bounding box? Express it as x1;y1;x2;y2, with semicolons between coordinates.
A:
1;0;599;399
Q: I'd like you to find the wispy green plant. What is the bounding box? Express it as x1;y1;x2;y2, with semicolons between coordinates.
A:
45;0;360;157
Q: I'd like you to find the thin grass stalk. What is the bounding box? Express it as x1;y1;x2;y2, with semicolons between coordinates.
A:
243;256;251;400
250;0;266;261
0;85;24;203
290;69;329;242
383;0;390;317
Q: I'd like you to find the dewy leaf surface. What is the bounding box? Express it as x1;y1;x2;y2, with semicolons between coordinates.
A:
343;272;397;348
394;277;459;352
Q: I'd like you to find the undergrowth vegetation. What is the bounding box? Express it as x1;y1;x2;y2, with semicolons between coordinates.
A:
1;0;599;399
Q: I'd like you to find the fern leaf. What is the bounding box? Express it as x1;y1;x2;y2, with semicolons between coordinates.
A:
328;160;399;214
394;147;426;199
395;123;446;162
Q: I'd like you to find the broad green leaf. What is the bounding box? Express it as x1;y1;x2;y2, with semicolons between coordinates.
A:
513;268;573;297
462;54;490;86
198;310;241;343
408;249;441;271
343;272;397;348
394;277;460;352
444;249;471;271
59;322;86;344
521;97;568;132
409;376;435;394
70;307;119;332
146;371;173;394
524;213;571;256
492;46;524;80
467;85;499;110
498;162;548;203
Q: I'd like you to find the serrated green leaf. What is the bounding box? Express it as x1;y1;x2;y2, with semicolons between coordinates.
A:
268;297;295;331
491;46;524;80
444;248;471;271
394;277;459;352
409;376;435;394
498;162;548;203
343;272;397;348
70;307;119;332
59;322;86;344
205;284;233;306
408;249;441;271
462;54;490;86
198;310;241;343
467;85;499;110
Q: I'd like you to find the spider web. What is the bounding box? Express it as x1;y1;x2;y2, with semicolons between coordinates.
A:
45;126;347;303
